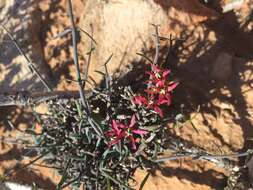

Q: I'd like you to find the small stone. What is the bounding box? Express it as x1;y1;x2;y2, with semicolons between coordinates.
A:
221;0;244;13
211;52;233;81
232;166;240;172
208;31;217;42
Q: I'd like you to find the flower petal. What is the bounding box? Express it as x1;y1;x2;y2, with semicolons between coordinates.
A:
165;93;172;106
119;124;127;129
162;69;171;78
107;137;121;147
145;88;158;94
167;82;179;92
151;64;160;73
132;129;147;135
129;115;136;128
112;120;121;135
156;80;165;87
134;96;148;105
157;99;169;105
104;131;114;137
153;106;164;118
146;71;156;79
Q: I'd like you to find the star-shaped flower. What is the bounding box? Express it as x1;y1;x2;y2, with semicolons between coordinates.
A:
105;115;147;150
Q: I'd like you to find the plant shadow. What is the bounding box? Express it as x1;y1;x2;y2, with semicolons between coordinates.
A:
113;2;253;188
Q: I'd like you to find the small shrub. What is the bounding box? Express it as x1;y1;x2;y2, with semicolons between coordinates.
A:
34;63;178;189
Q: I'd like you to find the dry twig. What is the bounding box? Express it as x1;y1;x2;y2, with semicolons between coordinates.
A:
0;91;88;106
0;24;52;92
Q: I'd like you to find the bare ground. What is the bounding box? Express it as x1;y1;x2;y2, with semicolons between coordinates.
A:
0;0;253;189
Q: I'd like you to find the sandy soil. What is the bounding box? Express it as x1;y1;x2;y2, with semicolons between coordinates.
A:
0;0;253;189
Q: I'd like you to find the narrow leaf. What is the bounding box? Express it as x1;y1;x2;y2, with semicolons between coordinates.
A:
51;28;71;39
136;53;153;64
107;178;112;190
139;172;150;190
190;120;199;134
103;54;113;66
78;27;97;44
56;158;71;190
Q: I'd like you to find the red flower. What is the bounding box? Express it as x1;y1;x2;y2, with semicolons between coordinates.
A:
133;95;148;105
146;65;170;85
105;115;147;150
134;95;164;117
133;64;178;118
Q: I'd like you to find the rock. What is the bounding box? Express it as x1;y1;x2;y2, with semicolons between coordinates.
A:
0;182;10;190
80;0;217;84
221;0;244;13
80;0;168;84
1;181;32;190
0;0;52;91
211;52;233;81
205;0;244;13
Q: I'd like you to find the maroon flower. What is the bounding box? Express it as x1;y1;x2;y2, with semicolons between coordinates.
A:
134;95;164;117
105;115;147;150
133;64;178;118
146;65;170;85
133;95;148;106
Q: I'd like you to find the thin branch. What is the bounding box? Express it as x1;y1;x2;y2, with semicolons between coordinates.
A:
154;138;253;169
103;54;113;120
32;163;61;170
151;24;160;65
152;34;186;42
0;24;52;92
50;28;72;40
146;24;161;90
155;151;253;162
104;54;113;94
0;139;32;146
4;150;50;179
0;91;90;106
67;0;87;109
78;27;97;45
67;0;104;137
83;24;95;89
56;158;72;190
60;174;81;190
136;52;153;64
